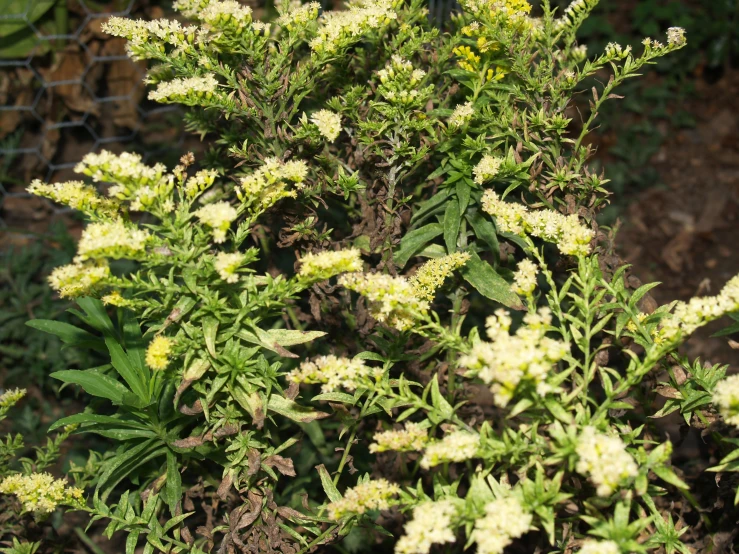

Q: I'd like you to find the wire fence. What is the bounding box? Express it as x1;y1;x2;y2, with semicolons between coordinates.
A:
0;0;458;236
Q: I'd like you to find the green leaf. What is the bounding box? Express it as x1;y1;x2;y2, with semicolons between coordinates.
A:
394;223;443;268
456;181;471;214
460;252;523;310
466;209;499;256
26;320;104;351
311;392;356;404
164;450;182;515
267;395;330;423
202;317;219;358
105;336;149;402
316;464;342;502
443;199;461;253
267;329;327;347
74;297;115;335
49;413;147;432
410;189;451;225
51;369;130;404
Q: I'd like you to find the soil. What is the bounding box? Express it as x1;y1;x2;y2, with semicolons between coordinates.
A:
617;68;739;368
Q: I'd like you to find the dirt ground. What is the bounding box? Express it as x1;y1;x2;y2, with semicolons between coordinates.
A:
618;68;739;368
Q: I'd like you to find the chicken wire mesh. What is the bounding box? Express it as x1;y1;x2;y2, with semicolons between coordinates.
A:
0;0;457;237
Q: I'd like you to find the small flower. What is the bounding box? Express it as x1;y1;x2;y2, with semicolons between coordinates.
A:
339;273;429;331
370;422;428;453
713;374;739;426
473;155;503;185
327;479;400;520
310;109;342;142
666;27;686;47
184;169;218;198
0;388;26;409
511;259;538;296
236;158;309;210
146;336;173;371
48;261;110;298
288;355;381;392
298;248;362;282
579;540;621;554
575;426;638;496
395;499;458;554
472;496;532;554
101;291;134;307
449;101;474;128
194;201;238;243
279;2;321;30
0;473;84;514
408;252;470;301
420;429;480;468
214;252;245;283
200;0;253;28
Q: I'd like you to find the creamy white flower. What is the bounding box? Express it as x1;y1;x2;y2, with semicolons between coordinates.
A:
214;252;244;283
579;540;621;554
420;430;479;468
395;499;457;554
511;259;538;296
472;496;532;554
449;101;474;127
76;220;150;261
713;374;739;427
310;109;342;142
327;479;399;520
473;155;503;184
408;252;470;301
575;426;638;496
48;261;110;298
194;201;238;243
148;74;219;103
298;248;362;281
370;422;428;453
288;355;381;392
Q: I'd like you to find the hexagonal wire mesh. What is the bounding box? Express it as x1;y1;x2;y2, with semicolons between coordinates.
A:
0;0;457;236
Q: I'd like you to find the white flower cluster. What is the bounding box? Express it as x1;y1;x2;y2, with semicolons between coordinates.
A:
605;42;632;60
310;0;397;54
309;109;342;142
327;479;399;520
370;422;428;453
102;17;201;59
76;220;151;261
214;252;245;283
472;496;532;554
408;252;470;302
473;155;503;185
575;426;638;497
148;74;219;104
288;355;381;392
298;248;362;282
338;273;429;331
173;0;210;17
236;157;309;210
459;308;568;407
511;259;538;296
200;0;252;29
194;201;238;243
184;169;218;198
76;150;166;187
279;2;321;30
482;190;594;256
579;540;621;554
27;180;119;219
666;26;686;47
449;101;474;128
395;499;458;554
420;429;480;468
661;274;739;340
48;261;110;299
713;374;739;427
0;388;26;409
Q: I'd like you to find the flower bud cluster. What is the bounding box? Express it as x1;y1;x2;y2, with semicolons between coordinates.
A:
0;473;84;514
102;17;200;59
575;426;638;496
214;252;246;283
339;273;430;330
449;101;475;128
76;220;151;261
0;388;26;410
370;422;428;453
482;190;594;256
200;0;252;30
661;274;739;340
27;180;119;219
327;479;400;520
511;259;538;296
472;496;532;554
310;0;398;54
376;56;431;107
288;355;382;392
395;499;458;554
460;308;568;407
278;2;321;31
308;109;343;142
146;336;173;371
579;540;621;554
48;261;110;299
236;158;309;210
298;248;362;282
473;154;503;184
420;429;480;468
408;252;470;301
148;74;221;106
713;374;739;427
194;201;238;243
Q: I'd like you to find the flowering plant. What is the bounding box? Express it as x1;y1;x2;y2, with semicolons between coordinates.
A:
9;0;739;552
